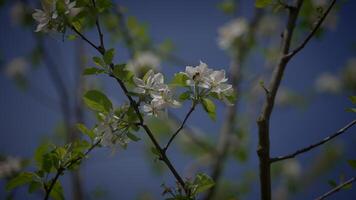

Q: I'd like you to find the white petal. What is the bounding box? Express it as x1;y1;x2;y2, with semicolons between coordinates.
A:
133;87;146;94
133;77;145;87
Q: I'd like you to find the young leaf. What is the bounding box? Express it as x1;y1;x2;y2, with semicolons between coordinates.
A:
113;64;134;82
255;0;272;8
127;132;141;142
171;73;189;87
83;67;105;75
92;56;105;68
179;91;192;101
34;142;51;169
350;96;356;104
193;173;215;194
348;160;356;169
50;182;65;200
76;123;95;141
83;90;113;113
103;49;115;65
201;98;216;120
6;172;35;191
28;180;42;193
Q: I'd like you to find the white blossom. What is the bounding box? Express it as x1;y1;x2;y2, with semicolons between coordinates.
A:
218;18;248;49
183;61;212;88
133;70;164;94
315;72;342;94
94;111;129;149
281;160;301;179
151;84;181;108
143;99;166;117
207;70;232;95
4;57;28;78
0;157;22;178
182;61;233;104
32;0;81;32
127;52;161;75
32;0;58;32
133;70;180;116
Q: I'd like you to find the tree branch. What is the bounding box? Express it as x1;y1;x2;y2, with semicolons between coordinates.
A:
270;119;356;163
287;0;337;59
164;102;196;152
257;1;304;200
315;177;355;200
43;140;101;200
71;16;189;194
91;0;105;52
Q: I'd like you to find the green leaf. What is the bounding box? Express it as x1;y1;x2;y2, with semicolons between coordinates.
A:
83;90;113;113
348;160;356;169
34;142;51;169
255;0;272;8
28;181;42;193
127;132;141;142
76;123;95;141
346;108;356;113
201;98;216;120
92;56;105;68
83;67;105;75
218;0;236;15
179;91;192;101
328;180;337;187
67;34;77;41
350;96;356;104
113;64;134;82
193;173;215;194
50;182;65;200
151;147;161;157
103;49;115;65
171;73;189;87
6;172;35;191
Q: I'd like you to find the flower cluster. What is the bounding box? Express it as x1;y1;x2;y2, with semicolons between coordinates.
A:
133;70;180;116
0;157;22;178
218;18;248;50
182;61;234;105
94;111;130;149
32;0;80;32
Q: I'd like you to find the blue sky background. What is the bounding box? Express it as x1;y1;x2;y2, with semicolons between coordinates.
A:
0;0;356;199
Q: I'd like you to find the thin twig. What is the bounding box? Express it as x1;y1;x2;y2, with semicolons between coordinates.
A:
72;10;189;193
315;177;355;200
271;119;356;163
71;25;101;52
91;0;105;52
168;111;216;154
44;140;101;200
164;103;196;152
286;0;337;59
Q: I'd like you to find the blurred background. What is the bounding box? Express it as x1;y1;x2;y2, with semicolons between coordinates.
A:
0;0;355;199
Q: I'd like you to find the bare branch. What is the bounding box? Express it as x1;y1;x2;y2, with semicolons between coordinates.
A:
164;103;196;152
168;111;217;154
91;0;105;52
271;119;356;163
315;177;355;200
286;0;337;59
257;1;304;199
71;26;101;52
